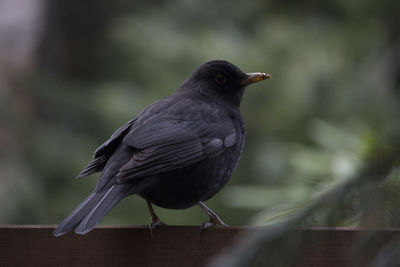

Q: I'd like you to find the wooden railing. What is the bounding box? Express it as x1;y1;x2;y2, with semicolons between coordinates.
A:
1;226;398;266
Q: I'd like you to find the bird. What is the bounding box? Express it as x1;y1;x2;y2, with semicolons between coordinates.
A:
53;60;270;236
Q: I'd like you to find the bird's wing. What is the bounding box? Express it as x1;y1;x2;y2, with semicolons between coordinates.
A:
77;98;172;178
116;100;238;182
77;118;136;178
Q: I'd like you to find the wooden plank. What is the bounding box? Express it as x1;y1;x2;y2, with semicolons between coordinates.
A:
0;225;244;267
1;226;400;266
298;227;400;267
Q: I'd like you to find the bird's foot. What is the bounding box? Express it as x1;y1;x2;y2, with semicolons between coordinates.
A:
149;218;166;240
197;201;228;240
198;217;228;240
146;200;166;240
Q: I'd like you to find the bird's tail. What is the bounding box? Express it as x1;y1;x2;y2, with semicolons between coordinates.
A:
53;184;134;236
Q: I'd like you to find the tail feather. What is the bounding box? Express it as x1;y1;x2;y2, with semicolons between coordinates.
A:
74;184;134;235
53;192;104;236
53;184;134;237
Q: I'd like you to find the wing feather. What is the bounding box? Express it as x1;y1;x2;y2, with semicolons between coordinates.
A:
117;141;205;182
115;98;238;183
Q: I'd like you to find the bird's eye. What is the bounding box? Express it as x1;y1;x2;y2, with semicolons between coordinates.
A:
215;74;227;84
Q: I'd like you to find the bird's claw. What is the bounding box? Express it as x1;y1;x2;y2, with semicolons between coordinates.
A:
149;219;166;240
198;217;228;240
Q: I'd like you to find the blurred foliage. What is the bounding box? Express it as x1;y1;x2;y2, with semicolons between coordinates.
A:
1;0;399;241
210;142;400;266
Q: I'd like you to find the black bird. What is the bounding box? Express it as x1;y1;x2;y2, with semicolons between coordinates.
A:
53;60;270;236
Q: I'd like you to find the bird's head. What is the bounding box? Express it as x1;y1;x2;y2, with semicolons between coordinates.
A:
179;60;270;107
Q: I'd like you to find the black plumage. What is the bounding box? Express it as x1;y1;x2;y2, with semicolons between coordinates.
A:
53;60;270;236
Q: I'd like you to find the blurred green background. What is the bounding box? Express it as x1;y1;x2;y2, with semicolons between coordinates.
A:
0;0;399;227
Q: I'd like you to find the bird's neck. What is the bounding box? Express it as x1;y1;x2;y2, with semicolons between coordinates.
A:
220;88;244;108
177;81;244;108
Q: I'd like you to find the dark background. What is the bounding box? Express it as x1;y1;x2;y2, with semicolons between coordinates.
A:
1;0;399;227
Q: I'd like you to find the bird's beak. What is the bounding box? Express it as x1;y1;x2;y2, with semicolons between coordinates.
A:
241;72;271;86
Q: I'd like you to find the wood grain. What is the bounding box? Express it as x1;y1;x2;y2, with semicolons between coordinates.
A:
1;226;400;266
0;225;244;267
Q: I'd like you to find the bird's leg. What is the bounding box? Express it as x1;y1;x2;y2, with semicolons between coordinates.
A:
198;201;228;238
146;200;166;239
